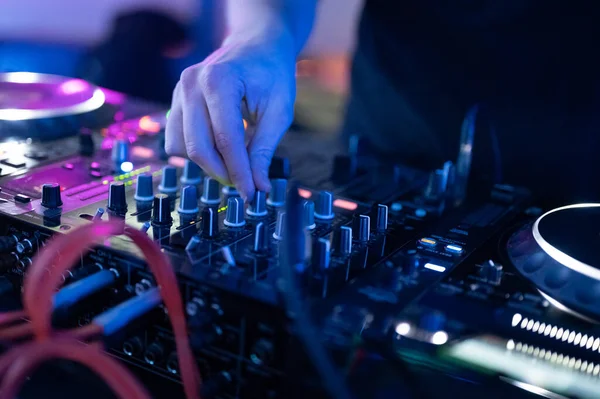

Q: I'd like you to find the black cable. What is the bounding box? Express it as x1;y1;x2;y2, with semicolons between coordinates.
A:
281;184;353;399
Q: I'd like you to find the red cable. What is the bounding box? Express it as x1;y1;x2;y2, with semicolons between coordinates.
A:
0;311;27;327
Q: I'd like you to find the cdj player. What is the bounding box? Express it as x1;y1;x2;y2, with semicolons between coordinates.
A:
0;73;599;399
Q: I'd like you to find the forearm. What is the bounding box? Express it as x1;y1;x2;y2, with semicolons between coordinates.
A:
226;0;317;54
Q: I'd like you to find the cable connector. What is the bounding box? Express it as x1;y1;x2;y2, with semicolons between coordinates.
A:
93;288;161;336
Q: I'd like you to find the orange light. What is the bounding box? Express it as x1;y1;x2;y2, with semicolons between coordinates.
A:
131;146;155;159
298;188;312;199
168;156;187;168
138;115;161;133
333;199;358;211
243;119;248;130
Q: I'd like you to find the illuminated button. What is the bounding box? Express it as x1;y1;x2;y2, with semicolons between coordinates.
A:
415;208;427;218
14;194;30;203
391;202;403;212
445;244;463;254
419;238;437;247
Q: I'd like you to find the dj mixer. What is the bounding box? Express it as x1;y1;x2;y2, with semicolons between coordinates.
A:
0;73;600;399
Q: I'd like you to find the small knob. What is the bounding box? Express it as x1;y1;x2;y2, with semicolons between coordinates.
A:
180;160;202;186
107;182;128;216
222;186;239;197
481;260;503;284
303;200;316;230
200;207;218;238
247;191;267;217
200;176;221;205
224;197;245;227
178;185;199;215
273;211;286;240
111;140;130;168
331;155;357;184
267;179;287;207
311;237;331;271
376;204;388;232
41;183;63;208
268;156;291;179
353;215;370;242
333;226;353;257
158;166;178;195
134;174;154;202
253;221;269;253
79;132;94;156
314;191;334;220
152;194;173;226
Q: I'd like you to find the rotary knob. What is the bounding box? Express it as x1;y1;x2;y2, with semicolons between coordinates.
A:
41;183;63;208
247;191;267;217
273;211;286;240
333;226;353;257
267;179;287;208
200;176;221;205
353;215;370;243
111;140;130;169
253;221;269;253
200;207;218;238
152;194;173;226
134;174;154;203
376;204;388;232
178;185;199;215
107;182;128;216
180;160;203;186
311;237;331;272
224;197;245;227
314;191;334;220
303;200;316;230
158;166;178;195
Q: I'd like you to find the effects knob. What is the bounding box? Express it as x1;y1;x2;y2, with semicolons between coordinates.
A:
314;191;334;220
303;200;316;230
247;191;267;217
200;176;221;205
178;185;199;215
158;166;178;195
41;183;63;208
152;194;173;226
107;182;128;216
312;237;331;272
253;221;269;253
200;207;218;238
224;197;245;227
180;160;203;186
273;211;286;240
376;204;388;232
333;226;353;257
267;179;287;207
134;174;154;202
111;140;130;169
353;215;370;242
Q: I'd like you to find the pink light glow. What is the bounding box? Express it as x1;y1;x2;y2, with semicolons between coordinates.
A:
132;146;155;159
59;79;89;95
168;156;187;168
100;88;126;105
298;188;312;199
333;199;358;211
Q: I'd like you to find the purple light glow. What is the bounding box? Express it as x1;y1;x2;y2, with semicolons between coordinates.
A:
58;79;89;95
100;88;126;105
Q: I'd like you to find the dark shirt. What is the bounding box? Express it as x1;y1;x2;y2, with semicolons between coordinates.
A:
345;0;600;204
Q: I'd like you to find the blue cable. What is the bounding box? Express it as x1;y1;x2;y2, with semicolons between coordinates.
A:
93;288;162;336
53;269;116;309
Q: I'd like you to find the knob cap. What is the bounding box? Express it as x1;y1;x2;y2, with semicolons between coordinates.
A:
178;185;199;214
303;200;316;230
481;260;503;284
333;226;353;257
267;179;287;207
253;221;269;253
200;176;221;205
200;207;218;238
376;204;388;232
158;166;178;195
107;182;128;215
268;156;291;179
312;237;331;271
331;155;357;184
353;215;370;242
247;191;267;217
41;183;63;208
224;197;245;227
314;191;334;220
152;194;173;226
79;133;94;156
222;186;239;197
111;140;130;168
134;174;154;202
273;211;286;240
180;160;202;186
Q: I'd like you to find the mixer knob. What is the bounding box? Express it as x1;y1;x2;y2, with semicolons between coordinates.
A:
134;174;154;202
111;140;130;169
331;155;357;184
253;222;269;253
376;204;388;232
312;237;331;272
273;211;286;241
158;166;178;195
480;260;503;284
41;183;63;208
178;185;199;215
353;215;371;243
303;200;316;230
200;176;221;205
200;207;218;238
79;132;95;156
107;182;128;216
268;156;291;179
223;197;245;227
180;160;203;186
267;178;287;208
247;191;267;217
222;186;239;197
333;226;353;257
151;194;173;226
314;191;334;220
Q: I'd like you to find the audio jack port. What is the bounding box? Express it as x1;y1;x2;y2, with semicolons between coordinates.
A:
166;352;179;374
122;337;143;357
143;342;164;365
249;338;274;366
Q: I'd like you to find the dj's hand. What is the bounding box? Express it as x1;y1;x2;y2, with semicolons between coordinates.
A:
165;27;297;201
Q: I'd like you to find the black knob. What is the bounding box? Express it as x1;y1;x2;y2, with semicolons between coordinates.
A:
353;215;370;242
200;207;218;238
267;179;287;207
178;185;199;215
314;191;334;220
224;197;245;227
111;140;130;168
158;166;178;195
247;191;267;217
180;160;203;186
311;237;331;272
200;176;221;205
376;204;388;232
273;211;286;240
152;194;173;226
253;221;269;253
41;183;63;208
79;132;94;156
303;200;315;230
134;174;154;202
333;226;352;257
107;182;128;216
268;156;291;179
331;154;357;184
